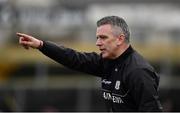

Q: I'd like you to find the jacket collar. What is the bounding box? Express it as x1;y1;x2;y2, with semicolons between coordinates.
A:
112;45;134;63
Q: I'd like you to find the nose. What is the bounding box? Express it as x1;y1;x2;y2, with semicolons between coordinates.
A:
96;38;102;46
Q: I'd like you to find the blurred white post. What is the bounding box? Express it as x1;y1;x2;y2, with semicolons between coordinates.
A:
14;89;26;111
33;62;48;89
76;81;91;111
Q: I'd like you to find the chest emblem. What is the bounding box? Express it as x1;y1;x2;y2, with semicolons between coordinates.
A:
115;80;121;90
102;79;112;85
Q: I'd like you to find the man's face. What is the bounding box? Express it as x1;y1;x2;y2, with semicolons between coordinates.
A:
96;24;120;59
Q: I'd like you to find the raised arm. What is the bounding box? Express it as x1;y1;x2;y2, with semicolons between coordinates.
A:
39;41;103;76
16;33;103;77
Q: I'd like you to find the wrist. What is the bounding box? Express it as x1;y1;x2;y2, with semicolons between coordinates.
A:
37;40;43;49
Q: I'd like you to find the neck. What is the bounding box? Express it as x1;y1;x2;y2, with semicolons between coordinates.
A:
113;43;130;59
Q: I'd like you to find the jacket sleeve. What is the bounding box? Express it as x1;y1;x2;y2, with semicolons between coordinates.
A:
39;41;103;77
127;68;163;111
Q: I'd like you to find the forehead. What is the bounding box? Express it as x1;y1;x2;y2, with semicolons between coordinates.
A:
96;24;112;35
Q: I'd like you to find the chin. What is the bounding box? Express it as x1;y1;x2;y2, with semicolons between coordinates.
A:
101;54;111;59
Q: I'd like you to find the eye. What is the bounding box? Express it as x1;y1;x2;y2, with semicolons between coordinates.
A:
97;35;108;40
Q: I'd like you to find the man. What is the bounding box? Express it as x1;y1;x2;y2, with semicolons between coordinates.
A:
17;16;162;111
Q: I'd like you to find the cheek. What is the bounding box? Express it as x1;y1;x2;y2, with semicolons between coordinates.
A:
106;42;117;50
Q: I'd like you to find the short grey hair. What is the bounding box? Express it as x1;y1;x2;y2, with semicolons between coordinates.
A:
97;16;130;43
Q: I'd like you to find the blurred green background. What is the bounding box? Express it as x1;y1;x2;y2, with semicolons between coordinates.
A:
0;0;180;111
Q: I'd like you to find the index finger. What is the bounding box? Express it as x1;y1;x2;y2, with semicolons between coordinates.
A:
16;32;31;38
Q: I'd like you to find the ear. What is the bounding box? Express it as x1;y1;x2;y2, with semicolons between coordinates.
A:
116;34;125;46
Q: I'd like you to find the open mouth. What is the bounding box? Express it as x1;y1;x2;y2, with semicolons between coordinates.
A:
100;49;105;52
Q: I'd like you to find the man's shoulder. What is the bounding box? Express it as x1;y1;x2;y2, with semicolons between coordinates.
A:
125;51;155;74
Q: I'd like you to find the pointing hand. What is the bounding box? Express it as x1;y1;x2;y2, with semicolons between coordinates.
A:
16;32;43;49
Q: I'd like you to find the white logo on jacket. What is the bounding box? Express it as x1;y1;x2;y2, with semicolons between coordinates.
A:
103;91;124;104
115;80;120;90
102;79;112;84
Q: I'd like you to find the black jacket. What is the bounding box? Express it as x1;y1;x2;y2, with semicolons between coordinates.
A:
39;41;163;112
